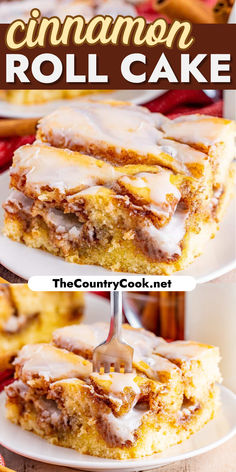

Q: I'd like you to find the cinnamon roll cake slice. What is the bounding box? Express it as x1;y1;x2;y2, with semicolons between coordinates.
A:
5;323;221;459
3;100;235;274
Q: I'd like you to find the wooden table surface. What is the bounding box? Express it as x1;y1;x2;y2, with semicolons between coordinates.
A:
0;265;25;283
1;436;236;472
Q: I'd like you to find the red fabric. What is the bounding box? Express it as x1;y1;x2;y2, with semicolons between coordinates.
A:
92;292;109;299
0;454;5;466
0;134;35;172
136;1;164;22
0;369;14;393
145;90;222;118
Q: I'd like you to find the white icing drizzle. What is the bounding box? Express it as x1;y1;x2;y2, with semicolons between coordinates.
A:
134;353;180;379
5;380;29;399
14;344;92;382
53;322;109;353
11;142;183;222
122;327;165;360
43;208;82;238
11;144;119;195
147;204;169;217
151;112;171;129
36;398;65;427
178;403;200;420
156;340;217;362
37;101;223;176
143;209;188;257
38;101;165;158
158;137;207;167
120;171;181;207
4;189;33;214
51;377;82;386
91;372;140;394
53;323;164;361
162;114;234;147
103;407;146;444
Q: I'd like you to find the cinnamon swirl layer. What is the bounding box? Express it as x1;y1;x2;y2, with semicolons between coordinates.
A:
3;184;205;274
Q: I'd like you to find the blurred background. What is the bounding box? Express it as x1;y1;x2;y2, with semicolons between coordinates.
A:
0;0;234;24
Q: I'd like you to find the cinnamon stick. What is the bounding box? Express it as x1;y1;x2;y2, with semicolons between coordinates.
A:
153;0;215;23
168;292;177;340
0;117;39;138
159;291;171;339
213;0;234;23
176;292;185;340
141;291;160;333
140;291;186;340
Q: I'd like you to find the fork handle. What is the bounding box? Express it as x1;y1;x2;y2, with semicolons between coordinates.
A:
108;291;122;340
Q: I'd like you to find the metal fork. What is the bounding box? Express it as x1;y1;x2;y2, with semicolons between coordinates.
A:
92;292;134;373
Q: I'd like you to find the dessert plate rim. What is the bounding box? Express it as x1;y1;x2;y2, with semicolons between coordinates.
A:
0;90;164;119
0;385;235;471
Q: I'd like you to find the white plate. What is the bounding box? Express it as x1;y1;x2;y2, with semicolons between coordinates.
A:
0;171;236;283
0;91;164;118
0;386;235;471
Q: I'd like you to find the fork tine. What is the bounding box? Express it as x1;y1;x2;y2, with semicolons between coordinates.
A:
92;292;134;374
94;360;102;372
124;361;133;373
103;362;111;373
114;360;121;372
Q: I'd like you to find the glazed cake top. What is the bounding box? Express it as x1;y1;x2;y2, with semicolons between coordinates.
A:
52;323;221;384
53;322;166;361
53;323;184;383
38;100;165;153
13;343;92;382
155;340;221;363
37;101;210;176
90;372;141;395
6;321;222;452
161;114;236;148
10;323;222;427
11;144;119;195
